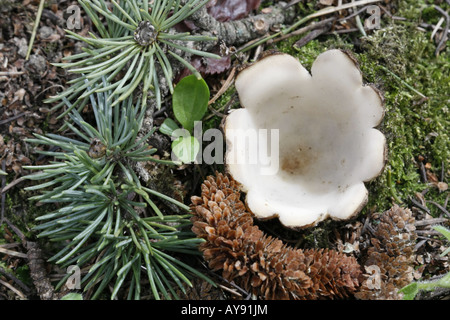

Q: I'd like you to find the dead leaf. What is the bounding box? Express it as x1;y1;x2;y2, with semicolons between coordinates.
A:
207;0;261;22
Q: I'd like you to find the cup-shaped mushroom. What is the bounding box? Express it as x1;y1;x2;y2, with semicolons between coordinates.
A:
224;50;386;228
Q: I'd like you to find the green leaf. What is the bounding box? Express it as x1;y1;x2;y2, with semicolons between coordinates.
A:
159;118;180;136
433;225;450;256
437;272;450;288
172;75;209;132
60;293;83;300
399;282;419;300
171;135;200;164
433;225;450;242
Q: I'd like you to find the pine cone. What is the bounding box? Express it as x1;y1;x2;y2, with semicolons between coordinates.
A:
355;205;417;300
191;173;362;300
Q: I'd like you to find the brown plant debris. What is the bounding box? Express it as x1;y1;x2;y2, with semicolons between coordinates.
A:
190;173;361;300
178;277;227;300
25;241;55;300
355;205;417;300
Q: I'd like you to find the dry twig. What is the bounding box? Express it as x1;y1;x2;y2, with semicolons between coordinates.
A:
433;5;449;56
0;266;32;296
0;278;26;299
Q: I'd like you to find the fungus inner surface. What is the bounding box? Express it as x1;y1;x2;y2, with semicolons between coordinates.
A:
225;51;386;228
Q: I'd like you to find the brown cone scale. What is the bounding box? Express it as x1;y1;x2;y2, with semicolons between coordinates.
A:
190;173;362;300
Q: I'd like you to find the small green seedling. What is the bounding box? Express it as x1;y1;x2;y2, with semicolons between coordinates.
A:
60;293;83;300
160;75;210;164
172;74;210;132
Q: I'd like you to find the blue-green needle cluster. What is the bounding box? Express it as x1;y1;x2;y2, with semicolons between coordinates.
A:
25;81;212;299
24;0;220;300
46;0;219;117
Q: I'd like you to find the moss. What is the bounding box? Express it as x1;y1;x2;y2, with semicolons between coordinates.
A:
274;10;449;216
0;224;9;245
4;189;51;240
421;6;443;25
397;0;447;23
359;23;449;214
295;1;318;17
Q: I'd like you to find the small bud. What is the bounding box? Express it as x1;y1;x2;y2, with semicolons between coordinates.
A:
134;21;157;46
